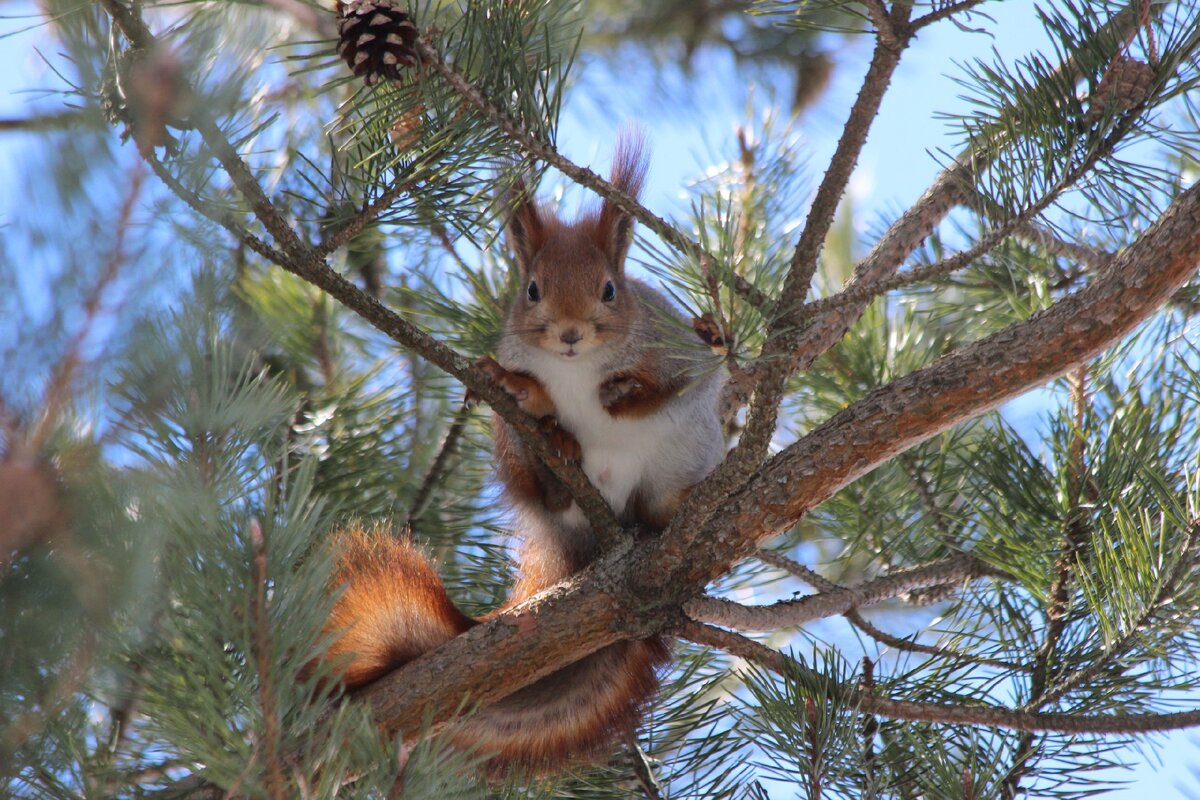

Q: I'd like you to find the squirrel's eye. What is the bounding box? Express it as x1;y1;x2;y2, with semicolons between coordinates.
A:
527;281;540;303
601;281;616;303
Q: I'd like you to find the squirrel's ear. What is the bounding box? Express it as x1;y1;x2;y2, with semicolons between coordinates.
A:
594;131;648;276
507;177;545;277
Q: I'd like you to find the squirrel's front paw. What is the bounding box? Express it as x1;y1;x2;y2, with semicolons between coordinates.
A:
599;375;643;409
538;416;582;464
476;357;554;417
476;357;526;401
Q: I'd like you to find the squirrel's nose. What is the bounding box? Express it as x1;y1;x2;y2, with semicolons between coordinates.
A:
559;328;583;345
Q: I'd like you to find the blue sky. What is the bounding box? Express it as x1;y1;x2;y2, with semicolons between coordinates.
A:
1;0;1197;796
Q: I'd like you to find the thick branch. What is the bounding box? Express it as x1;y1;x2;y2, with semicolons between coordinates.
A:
652;176;1200;593
362;177;1200;743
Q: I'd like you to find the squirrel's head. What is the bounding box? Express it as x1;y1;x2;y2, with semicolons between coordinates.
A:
505;135;648;360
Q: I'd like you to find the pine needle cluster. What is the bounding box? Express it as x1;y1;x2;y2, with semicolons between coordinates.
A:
3;0;1200;798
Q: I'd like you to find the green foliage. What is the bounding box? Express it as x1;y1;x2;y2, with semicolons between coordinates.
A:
946;1;1200;225
4;0;1200;798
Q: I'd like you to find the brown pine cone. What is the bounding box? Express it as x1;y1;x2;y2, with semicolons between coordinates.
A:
336;0;419;86
1086;55;1156;124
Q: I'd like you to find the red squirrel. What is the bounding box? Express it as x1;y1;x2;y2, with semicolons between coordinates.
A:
316;135;727;770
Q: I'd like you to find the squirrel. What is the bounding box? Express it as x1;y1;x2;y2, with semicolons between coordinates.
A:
316;135;727;771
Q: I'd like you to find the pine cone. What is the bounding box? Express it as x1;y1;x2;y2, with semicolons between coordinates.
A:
1086;55;1156;124
337;0;419;86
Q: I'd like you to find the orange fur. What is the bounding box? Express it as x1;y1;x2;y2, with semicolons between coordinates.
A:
319;525;475;690
313;135;691;774
317;525;667;773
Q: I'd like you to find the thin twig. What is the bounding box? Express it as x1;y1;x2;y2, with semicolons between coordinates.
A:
677;621;1200;736
1036;519;1200;707
314;180;412;259
911;0;990;31
898;454;960;546
859;657;879;796
1012;220;1113;272
845;609;1027;672
405;397;472;532
0;111;90;132
31;164;144;450
248;521;287;800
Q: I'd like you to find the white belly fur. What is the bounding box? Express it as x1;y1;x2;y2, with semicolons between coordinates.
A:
526;352;678;514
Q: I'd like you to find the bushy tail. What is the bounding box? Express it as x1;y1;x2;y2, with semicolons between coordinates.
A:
317;526;667;770
319;525;476;690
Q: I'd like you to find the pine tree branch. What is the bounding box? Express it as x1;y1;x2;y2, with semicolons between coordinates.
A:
314;180;412;259
161;170;1200;795
775;4;911;324
412;37;771;311
843;608;1029;673
1035;518;1200;708
756;547;840;592
796;205;1112;317
1013;220;1114;273
799;224;1012;315
247;521;286;800
719;12;914;517
784;0;1151;375
967;185;1116;271
911;0;990;31
756;549;1023;670
98;0;625;547
677;620;1200;735
144;153;290;265
405;397;472;532
1004;366;1092;797
652;173;1200;593
898;454;960;546
0;111;89;132
683;553;997;630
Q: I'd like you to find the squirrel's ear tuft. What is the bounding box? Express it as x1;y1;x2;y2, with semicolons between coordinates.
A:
507;175;545;277
594;130;648;275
